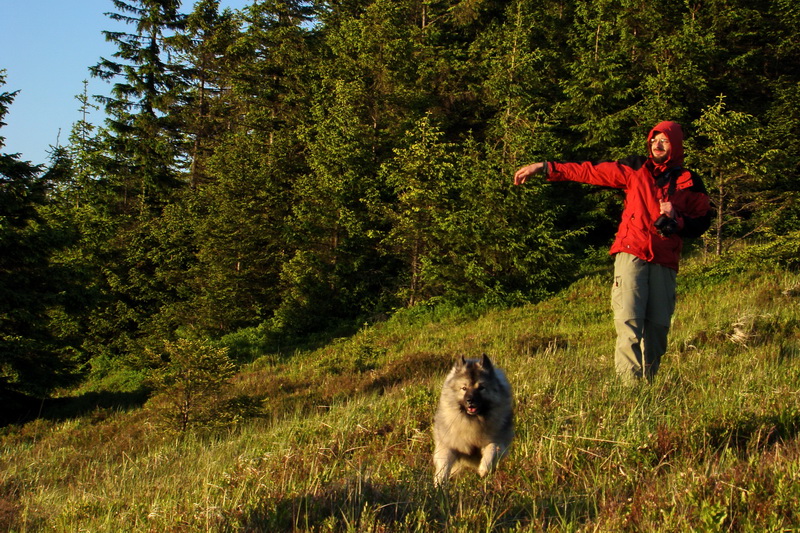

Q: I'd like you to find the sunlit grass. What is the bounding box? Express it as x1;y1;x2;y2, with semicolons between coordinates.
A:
2;254;800;531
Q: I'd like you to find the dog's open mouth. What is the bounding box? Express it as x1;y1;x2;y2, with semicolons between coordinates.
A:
465;404;479;415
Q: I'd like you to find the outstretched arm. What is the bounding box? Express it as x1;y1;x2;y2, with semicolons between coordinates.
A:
513;162;547;185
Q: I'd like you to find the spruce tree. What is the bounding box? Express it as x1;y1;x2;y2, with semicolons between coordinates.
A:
276;0;420;330
380;114;457;306
90;0;190;214
0;73;79;397
179;0;317;335
178;0;242;186
692;96;782;255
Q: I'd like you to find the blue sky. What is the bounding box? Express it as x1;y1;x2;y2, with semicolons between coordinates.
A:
1;0;250;166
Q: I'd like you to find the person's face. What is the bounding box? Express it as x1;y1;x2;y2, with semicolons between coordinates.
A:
650;133;671;164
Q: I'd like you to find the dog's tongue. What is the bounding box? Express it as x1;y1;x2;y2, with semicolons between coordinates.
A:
467;406;478;415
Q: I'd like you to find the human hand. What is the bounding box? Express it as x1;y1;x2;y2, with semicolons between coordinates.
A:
659;201;675;218
513;162;545;185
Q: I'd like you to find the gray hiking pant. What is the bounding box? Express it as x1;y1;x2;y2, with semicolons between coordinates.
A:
611;253;677;383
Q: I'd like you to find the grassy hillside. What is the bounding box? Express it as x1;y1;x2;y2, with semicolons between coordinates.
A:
2;251;800;532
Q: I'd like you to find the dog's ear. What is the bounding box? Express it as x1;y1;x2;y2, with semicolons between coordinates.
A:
480;353;493;371
458;355;467;367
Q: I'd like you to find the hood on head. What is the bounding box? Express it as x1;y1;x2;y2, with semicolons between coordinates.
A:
647;120;684;168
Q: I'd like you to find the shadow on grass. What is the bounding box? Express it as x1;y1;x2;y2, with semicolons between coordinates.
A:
702;407;800;455
0;388;150;428
235;476;599;531
238;480;422;531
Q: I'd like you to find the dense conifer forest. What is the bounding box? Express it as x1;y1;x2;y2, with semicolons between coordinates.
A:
2;0;799;400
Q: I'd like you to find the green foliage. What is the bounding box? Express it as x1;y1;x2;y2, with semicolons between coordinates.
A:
381;114;459;306
6;0;800;397
217;322;279;363
691;95;784;255
183;132;292;334
681;232;800;287
145;338;236;432
320;327;386;375
0;73;83;396
178;0;243;186
90;0;190;213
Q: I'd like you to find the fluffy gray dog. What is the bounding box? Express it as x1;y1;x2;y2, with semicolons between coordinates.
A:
433;354;514;486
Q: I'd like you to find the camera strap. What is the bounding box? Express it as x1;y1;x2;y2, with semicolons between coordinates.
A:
654;167;681;201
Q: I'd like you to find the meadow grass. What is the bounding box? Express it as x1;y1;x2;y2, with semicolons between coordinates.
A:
2;254;800;531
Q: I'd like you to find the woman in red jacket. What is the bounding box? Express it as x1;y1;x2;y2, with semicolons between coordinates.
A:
513;121;711;384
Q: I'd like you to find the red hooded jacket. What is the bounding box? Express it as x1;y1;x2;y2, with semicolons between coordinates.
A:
544;121;711;271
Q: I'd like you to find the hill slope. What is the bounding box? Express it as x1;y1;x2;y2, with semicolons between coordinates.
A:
2;254;800;531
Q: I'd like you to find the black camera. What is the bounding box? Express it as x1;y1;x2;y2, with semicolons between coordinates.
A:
654;214;678;237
